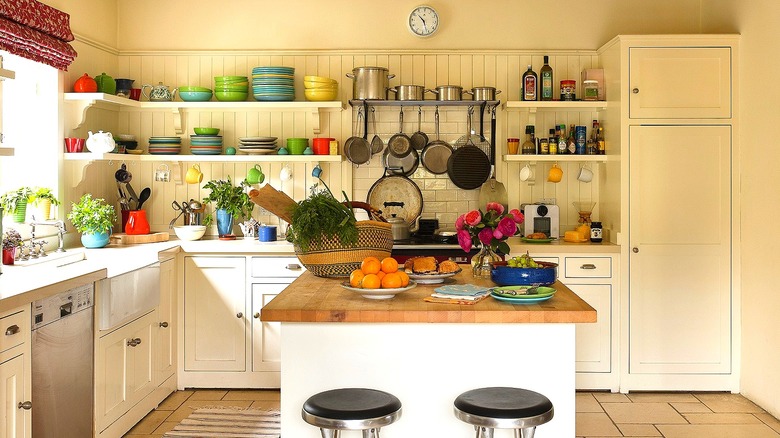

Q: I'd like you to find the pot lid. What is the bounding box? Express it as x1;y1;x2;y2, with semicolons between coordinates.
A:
366;173;423;227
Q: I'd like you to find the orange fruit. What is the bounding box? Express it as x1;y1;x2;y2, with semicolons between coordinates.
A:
376;271;386;281
397;270;410;287
381;272;403;289
349;269;365;288
380;257;399;274
361;257;381;275
361;273;381;289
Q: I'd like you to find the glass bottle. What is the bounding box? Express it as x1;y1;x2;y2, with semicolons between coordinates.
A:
540;55;553;101
596;127;606;155
567;125;577;154
547;128;556;155
558;124;567;155
590;221;603;243
522;65;538;101
521;126;536;154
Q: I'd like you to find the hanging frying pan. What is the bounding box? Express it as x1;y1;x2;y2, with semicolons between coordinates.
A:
421;107;452;175
447;107;491;189
366;167;423;228
345;107;371;165
382;146;419;176
387;108;412;158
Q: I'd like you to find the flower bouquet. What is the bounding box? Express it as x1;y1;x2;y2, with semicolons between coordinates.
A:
456;202;524;278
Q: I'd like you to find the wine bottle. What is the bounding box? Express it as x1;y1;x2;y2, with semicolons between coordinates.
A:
540;56;553;101
522;65;537;101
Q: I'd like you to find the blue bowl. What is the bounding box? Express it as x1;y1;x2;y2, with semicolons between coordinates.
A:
180;90;213;102
490;261;558;286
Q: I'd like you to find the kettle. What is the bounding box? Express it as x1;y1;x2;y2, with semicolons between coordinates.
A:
86;131;116;154
142;82;178;101
387;216;411;241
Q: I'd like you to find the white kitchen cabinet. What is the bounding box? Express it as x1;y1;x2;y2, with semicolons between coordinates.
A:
183;256;246;372
155;258;176;385
0;306;30;438
629;47;732;119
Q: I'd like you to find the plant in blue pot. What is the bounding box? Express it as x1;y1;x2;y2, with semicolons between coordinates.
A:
67;194;117;248
202;176;254;238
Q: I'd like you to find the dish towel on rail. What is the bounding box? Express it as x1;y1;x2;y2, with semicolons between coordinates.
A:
163;407;280;438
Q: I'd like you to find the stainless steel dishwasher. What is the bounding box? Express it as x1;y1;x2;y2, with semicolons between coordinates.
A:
31;283;94;438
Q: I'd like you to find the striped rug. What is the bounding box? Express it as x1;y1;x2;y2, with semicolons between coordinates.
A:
164;407;281;438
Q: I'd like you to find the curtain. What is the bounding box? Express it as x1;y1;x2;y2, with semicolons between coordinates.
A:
0;0;76;71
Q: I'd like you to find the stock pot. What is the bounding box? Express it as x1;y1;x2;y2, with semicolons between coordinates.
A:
346;66;395;100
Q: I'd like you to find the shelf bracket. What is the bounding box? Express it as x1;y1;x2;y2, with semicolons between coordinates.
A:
64;99;96;132
309;108;322;135
172;108;183;135
172;161;184;185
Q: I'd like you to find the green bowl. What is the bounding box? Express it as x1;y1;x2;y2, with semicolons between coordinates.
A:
179;86;212;92
214;91;248;102
179;90;213;102
214;75;247;81
194;127;220;135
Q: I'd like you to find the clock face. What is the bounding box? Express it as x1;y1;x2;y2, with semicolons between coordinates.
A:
408;5;439;37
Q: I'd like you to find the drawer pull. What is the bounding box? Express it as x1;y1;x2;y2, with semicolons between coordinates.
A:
286;264;302;270
580;264;597;270
254;312;260;319
632;87;640;94
4;324;19;336
127;337;142;347
236;312;244;319
159;321;169;328
18;401;32;410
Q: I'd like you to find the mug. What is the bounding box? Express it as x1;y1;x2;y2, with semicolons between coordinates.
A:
258;225;277;242
64;137;85;153
577;165;594;183
185;164;203;184
125;210;150;235
547;163;563;183
246;164;265;184
519;163;534;182
129;88;142;101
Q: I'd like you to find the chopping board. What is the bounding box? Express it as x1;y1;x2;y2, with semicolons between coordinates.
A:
110;232;170;245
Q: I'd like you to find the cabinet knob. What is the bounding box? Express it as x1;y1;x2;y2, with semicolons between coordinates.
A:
5;324;19;336
632;247;639;253
18;401;32;410
580;264;597;270
159;321;169;328
236;312;244;319
127;337;142;347
253;312;260;319
632;87;640;94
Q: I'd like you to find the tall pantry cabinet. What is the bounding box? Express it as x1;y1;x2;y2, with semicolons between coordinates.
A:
599;35;740;392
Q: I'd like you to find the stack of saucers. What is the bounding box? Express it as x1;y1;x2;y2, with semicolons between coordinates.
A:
252;66;295;101
190;135;223;155
148;136;181;155
238;136;278;155
214;76;248;102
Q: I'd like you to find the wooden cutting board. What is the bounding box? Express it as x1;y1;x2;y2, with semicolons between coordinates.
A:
110;232;170;245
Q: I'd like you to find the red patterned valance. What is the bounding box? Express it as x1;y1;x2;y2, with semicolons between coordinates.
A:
0;0;76;70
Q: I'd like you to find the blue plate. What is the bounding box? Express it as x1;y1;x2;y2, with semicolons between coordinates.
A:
490;291;555;304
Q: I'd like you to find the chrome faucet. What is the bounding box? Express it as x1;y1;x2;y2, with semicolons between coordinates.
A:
27;217;65;257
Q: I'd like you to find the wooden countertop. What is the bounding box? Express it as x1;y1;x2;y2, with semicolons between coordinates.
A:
261;265;596;324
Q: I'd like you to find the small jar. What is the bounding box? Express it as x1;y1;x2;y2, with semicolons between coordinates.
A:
560;80;576;101
590;221;603;243
583;80;599;101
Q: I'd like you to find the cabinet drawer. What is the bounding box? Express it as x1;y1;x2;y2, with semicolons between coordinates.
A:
0;308;28;354
250;257;306;278
564;257;612;279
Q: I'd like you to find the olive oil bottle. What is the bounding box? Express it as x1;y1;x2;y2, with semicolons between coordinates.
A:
540;56;553;101
521;65;537;101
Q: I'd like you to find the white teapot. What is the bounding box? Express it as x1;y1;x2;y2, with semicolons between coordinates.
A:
86;131;116;154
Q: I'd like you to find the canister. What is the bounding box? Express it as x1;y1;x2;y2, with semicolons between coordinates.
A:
583;80;599;101
560;80;576;101
575;125;587;154
258;225;278;242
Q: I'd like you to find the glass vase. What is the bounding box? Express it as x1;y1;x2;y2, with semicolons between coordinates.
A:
471;244;501;279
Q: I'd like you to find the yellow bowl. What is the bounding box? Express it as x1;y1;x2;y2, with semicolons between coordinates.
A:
304;75;337;83
305;89;338;101
305;81;339;90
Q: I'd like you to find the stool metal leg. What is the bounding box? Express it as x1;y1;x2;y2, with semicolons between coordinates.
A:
362;428;381;438
517;427;536;438
476;426;494;438
319;428;340;438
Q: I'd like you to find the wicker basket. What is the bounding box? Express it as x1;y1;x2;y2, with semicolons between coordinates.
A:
293;202;392;277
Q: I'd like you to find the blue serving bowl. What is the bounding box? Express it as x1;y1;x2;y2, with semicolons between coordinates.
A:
490;261;558;286
180;90;213;102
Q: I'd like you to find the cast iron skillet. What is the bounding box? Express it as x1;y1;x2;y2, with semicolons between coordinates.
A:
447;144;491;189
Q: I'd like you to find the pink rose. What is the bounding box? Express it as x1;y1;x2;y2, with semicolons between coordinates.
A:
457;229;473;252
478;228;494;246
455;214;466;231
495;216;517;239
464;210;482;227
486;202;505;216
509;208;524;224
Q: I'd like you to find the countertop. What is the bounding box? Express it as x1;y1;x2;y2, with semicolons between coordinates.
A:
260;265;597;324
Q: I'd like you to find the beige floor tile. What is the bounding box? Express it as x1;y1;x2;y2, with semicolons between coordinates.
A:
187;389;228;401
657;423;780;438
695;393;765;413
125;410;171;435
617;423;662;436
671;401;712;413
223;389;281;401
156;390;193;411
626;392;699;403
603;402;687;424
756;412;780;434
166;400;253;422
123;434;162;438
152;420;180;435
251;400;282;410
577;392;604;413
593;392;631;403
575;412;622;436
684;412;762;424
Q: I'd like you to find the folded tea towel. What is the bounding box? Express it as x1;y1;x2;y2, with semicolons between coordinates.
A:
433;284;492;296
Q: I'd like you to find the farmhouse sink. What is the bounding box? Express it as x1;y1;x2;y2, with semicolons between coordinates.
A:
15;250;87;268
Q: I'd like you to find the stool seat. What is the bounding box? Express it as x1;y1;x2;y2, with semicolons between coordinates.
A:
454;387;553;436
302;388;401;437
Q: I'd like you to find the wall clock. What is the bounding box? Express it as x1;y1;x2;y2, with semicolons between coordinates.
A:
408;5;439;37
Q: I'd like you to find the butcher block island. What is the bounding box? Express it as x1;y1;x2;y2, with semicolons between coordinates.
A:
261;265;595;437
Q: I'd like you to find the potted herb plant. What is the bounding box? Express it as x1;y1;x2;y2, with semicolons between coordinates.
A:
31;187;61;220
67;194;117;248
2;228;23;265
202;176;254;237
0;187;34;223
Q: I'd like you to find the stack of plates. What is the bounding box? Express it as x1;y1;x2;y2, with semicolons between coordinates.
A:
190;135;223;155
238;136;278;155
252;66;295;101
148;136;181;155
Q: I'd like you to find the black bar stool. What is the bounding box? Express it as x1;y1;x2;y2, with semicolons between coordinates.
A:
454;387;554;438
302;388;402;438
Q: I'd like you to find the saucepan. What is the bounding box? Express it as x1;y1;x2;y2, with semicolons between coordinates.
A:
464;86;502;101
388;85;426;101
427;85;463;101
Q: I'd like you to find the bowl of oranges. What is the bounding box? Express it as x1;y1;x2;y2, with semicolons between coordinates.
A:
341;256;416;299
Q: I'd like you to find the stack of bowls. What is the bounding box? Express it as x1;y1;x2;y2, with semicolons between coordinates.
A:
238;136;278;155
286;137;309;155
148;136;181;155
179;86;213;102
115;133;138;153
190;128;222;155
304;75;338;101
214;76;248;102
252;66;295;101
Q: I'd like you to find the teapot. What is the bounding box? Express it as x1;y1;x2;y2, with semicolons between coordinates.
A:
142;82;178;102
86;131;116;154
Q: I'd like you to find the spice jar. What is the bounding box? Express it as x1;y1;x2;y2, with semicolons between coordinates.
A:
583;80;599;101
560;80;576;101
590;221;603;243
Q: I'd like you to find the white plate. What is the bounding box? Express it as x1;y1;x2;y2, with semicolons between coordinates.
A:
239;136;277;142
340;280;417;300
239;148;278;155
407;269;462;284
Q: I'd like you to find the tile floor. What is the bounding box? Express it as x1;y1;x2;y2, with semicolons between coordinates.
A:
123;389;780;438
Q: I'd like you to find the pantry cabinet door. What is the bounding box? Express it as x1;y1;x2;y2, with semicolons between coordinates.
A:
629;125;731;374
155;259;176;385
629;47;731;119
251;283;286;374
0;353;27;438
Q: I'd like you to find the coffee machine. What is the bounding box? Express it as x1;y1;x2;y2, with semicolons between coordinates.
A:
522;203;560;238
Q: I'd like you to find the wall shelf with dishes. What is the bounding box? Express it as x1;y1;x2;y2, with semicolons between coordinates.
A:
63;93;344;135
504;154;610;163
63;152;342;163
503;100;608;113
